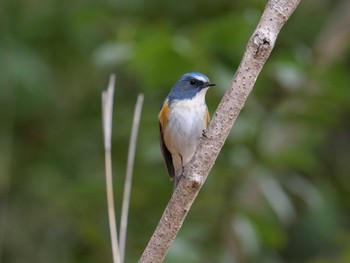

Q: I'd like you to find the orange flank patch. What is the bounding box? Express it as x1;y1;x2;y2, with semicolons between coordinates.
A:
205;109;210;126
159;99;170;128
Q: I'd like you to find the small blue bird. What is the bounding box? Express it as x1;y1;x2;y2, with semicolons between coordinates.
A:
158;72;215;190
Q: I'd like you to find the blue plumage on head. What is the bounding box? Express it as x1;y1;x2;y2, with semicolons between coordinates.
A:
167;72;213;103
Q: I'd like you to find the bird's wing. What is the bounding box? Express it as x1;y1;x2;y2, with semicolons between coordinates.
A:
205;108;210;126
158;99;175;181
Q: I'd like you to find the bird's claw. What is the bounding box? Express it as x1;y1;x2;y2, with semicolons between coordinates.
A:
202;129;208;138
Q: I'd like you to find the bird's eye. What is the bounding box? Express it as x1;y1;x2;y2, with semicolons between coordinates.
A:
190;79;196;85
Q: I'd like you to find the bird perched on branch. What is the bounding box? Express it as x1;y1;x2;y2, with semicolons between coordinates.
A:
158;72;215;190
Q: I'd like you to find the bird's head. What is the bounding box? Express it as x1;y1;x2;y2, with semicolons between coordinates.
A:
168;72;215;102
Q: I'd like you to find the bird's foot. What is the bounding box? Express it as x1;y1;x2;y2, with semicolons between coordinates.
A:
202;129;208;138
181;166;185;177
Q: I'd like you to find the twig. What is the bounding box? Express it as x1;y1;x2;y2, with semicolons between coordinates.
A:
138;0;302;262
119;93;145;263
102;74;121;263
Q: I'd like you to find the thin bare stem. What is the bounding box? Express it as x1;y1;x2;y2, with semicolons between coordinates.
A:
119;93;145;263
102;74;120;263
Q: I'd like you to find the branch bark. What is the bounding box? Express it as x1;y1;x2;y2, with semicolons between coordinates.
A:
139;1;302;262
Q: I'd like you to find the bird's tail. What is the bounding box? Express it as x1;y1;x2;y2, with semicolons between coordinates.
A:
173;175;181;193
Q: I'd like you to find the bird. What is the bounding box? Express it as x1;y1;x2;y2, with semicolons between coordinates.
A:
158;72;215;190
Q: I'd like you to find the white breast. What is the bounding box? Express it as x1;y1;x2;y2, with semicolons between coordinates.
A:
164;88;209;167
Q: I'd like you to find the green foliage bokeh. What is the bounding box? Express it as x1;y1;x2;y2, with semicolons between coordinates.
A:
1;0;350;262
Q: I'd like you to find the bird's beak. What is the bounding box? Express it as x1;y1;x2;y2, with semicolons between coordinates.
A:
205;82;216;88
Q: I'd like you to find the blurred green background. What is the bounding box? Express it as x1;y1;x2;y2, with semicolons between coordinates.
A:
1;0;350;262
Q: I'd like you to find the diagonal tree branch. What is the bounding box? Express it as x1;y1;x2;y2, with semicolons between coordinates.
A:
139;0;302;262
